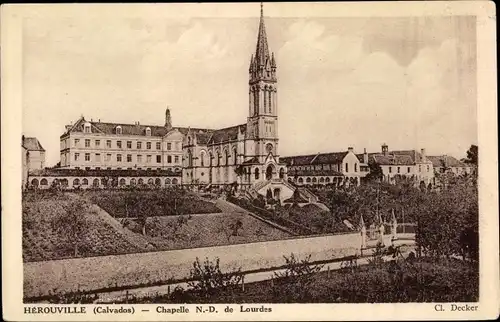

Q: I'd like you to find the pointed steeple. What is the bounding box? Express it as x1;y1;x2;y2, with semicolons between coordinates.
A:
255;2;270;67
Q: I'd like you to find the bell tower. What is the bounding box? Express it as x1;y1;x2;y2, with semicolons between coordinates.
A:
247;3;278;161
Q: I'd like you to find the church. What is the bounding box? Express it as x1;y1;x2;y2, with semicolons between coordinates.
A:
181;4;290;197
28;4;295;202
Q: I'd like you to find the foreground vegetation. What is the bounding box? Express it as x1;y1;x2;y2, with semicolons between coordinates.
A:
41;250;476;304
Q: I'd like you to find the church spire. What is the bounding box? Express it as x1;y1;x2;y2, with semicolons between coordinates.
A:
255;2;270;67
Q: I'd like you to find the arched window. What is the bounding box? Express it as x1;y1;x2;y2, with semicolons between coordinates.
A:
93;178;99;187
138;178;144;185
298;177;304;184
254;91;259;115
101;178;107;186
187;136;192;145
255;168;260;180
60;179;68;186
319;177;325;183
73;178;80;186
130;178;136;186
306;177;311;183
172;178;178;184
146;127;151;136
147;178;154;185
31;179;39;187
268;90;272;113
209;152;213;167
233;148;237;165
40;178;48;186
82;178;88;185
312;177;317;183
188;149;193;167
200;151;205;167
325;177;331;183
263;87;267;110
217;151;221;166
165;178;171;185
224;149;229;166
279;168;285;179
155;178;161;185
116;126;122;135
119;178;126;186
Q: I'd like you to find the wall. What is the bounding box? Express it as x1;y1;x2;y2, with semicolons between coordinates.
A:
24;232;372;298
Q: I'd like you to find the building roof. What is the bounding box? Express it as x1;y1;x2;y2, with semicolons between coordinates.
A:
427;155;468;168
371;154;414;166
281;151;348;166
312;152;348;165
289;169;344;177
62;117;247;146
28;168;181;177
22;137;45;151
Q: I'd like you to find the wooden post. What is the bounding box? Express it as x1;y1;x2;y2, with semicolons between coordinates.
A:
241;275;245;292
167;285;171;295
327;265;330;278
125;290;129;304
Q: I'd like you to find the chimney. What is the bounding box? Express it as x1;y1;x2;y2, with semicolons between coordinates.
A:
363;148;368;164
348;147;354;153
382;143;388;156
420;148;426;160
165;107;172;132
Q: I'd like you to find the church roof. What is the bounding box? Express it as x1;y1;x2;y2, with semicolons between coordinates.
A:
207;124;246;144
22;137;45;151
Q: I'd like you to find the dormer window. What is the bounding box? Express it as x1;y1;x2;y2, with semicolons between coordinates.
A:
116;126;122;135
146;127;151;136
84;122;91;134
188;136;192;145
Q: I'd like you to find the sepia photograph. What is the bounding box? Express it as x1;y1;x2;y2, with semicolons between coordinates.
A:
1;1;498;321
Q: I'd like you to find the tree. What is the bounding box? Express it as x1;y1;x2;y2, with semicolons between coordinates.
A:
366;161;384;182
217;218;243;242
51;199;92;257
464;145;478;165
187;257;242;298
273;253;324;302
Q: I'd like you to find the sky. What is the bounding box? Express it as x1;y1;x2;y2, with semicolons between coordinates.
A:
22;6;477;167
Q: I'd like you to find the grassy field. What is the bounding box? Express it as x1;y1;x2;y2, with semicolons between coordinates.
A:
22;190;291;262
83;189;221;218
22;192;141;262
127;212;291;251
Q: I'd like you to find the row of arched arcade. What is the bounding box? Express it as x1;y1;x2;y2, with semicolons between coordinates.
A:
27;176;181;189
290;175;360;186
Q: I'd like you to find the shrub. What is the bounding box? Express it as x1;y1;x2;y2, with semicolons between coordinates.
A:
187;257;243;299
